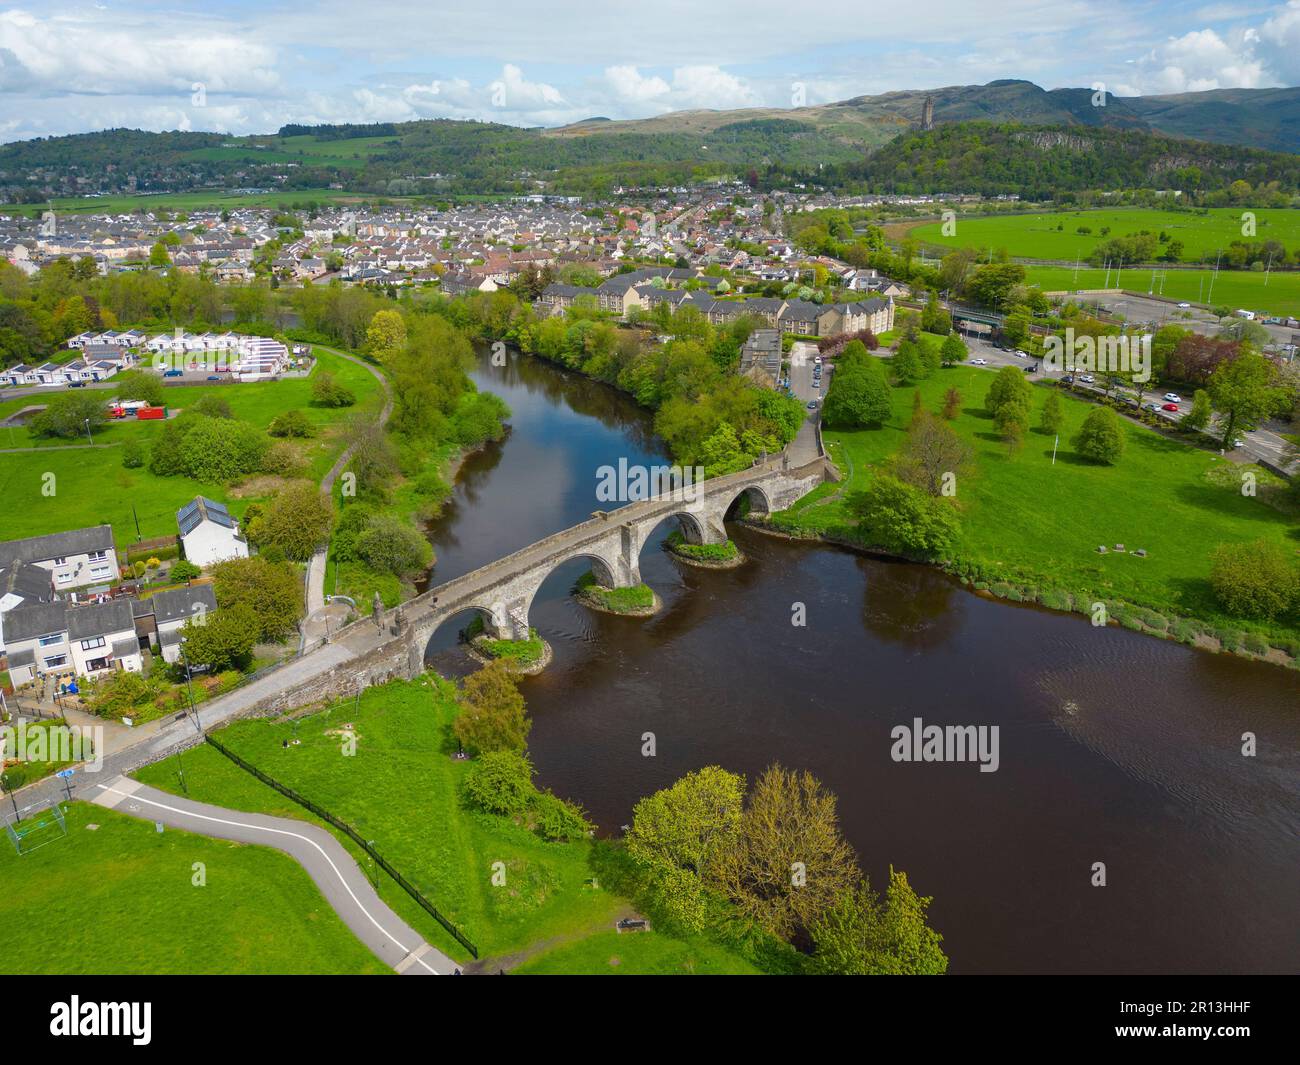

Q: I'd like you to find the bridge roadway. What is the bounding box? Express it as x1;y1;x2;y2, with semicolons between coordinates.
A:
13;454;830;812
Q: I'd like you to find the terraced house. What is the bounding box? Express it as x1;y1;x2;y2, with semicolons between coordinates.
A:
0;525;120;591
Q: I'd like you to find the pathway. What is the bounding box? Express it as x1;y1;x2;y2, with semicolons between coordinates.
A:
89;775;458;975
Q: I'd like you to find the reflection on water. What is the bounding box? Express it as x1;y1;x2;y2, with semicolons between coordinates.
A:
424;350;1300;974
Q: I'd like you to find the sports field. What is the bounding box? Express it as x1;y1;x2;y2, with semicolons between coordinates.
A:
1021;264;1300;317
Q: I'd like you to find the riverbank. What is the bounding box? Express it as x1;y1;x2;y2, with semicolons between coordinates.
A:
755;364;1300;670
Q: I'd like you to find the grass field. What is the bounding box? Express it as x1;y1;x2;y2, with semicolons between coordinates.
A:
513;929;762;975
910;207;1300;264
2;188;385;218
0;348;382;546
1019;264;1300;318
0;801;387;975
134;676;761;971
779;362;1300;646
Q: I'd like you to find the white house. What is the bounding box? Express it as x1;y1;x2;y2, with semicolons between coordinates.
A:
2;599;142;687
146;584;219;664
178;497;249;568
0;525;120;590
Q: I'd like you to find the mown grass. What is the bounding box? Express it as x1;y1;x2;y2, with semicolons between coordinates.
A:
574;571;655;613
513;929;762;975
0;801;387;974
1021;265;1300;318
0;349;381;545
777;362;1300;647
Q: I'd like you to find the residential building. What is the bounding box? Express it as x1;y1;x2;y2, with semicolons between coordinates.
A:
0;525;120;590
2;599;142;686
177;497;249;568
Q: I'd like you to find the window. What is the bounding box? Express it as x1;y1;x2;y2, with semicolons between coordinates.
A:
81;636;106;651
90;565;110;577
88;550;108;562
38;632;63;647
56;572;74;584
42;654;67;669
52;556;67;565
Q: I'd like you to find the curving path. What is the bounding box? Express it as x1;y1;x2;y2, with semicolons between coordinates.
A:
302;346;394;648
90;775;458;975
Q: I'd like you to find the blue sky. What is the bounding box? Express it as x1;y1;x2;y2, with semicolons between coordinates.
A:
1;1;1298;142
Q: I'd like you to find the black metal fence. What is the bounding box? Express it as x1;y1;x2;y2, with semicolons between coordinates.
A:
203;733;478;959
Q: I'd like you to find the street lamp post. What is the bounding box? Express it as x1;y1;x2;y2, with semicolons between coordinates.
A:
178;639;201;735
84;418;93;445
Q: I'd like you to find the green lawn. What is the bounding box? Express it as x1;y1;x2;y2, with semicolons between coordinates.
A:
782;362;1300;646
0;348;382;546
0;801;387;975
1021;264;1300;318
513;929;762;975
5;188;377;217
910;207;1300;265
134;676;625;963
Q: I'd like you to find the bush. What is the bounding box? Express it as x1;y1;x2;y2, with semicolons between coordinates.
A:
121;438;145;468
268;410;314;438
30;392;108;439
245;482;334;562
171;560;202;581
1038;588;1072;611
532;791;592;842
1209;539;1300;621
848;475;960;559
1243;632;1269;656
1073;407;1126;465
311;371;355;407
211;556;303;642
463;750;535;817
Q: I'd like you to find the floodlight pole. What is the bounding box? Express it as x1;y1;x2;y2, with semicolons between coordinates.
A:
0;773;17;820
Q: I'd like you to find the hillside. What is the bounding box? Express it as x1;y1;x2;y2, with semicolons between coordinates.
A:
1;80;1296;205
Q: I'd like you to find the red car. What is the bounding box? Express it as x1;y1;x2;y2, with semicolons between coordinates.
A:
1161;403;1180;412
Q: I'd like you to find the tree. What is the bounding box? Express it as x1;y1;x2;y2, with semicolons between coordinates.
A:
710;765;860;940
211;556;303;641
891;340;924;384
113;369;165;406
190;394;232;419
849;475;961;558
365;308;407;363
149;241;171;267
246;482;333;562
179;603;258;671
921;293;952;335
453;660;530;756
1182;389;1212;431
268;409;314;438
29;391;107;439
626;766;746;933
985;366;1031;418
892;412;972;497
939;332;968;366
821;355;891;429
1209;539;1300;621
1207;352;1287;451
941;387;962;420
354;514;432;576
810;869;948;975
463;750;535;816
1073;406;1125;464
1039;390;1064;435
311;370;356;407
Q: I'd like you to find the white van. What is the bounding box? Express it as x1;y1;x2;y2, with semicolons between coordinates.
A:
1234;309;1256;320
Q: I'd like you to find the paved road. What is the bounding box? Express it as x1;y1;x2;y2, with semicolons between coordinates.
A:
89;776;458;975
786;341;823;465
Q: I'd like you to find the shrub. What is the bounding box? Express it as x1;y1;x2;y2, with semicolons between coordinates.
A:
311;371;356;407
532;791;592;842
463;750;535;817
1073;407;1126;465
1209;539;1300;621
268;410;314;438
171;560;202;581
121;438;145;468
1243;632;1269;656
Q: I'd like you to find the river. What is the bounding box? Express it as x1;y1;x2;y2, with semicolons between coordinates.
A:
421;348;1300;975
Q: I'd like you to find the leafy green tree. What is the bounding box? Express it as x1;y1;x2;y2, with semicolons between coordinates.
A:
463;750;535;816
849;475;961;557
113;369;165;406
246;482;333;562
892;340;924;384
940;332;968;366
1209;539;1300;621
190;394;232;419
1039;391;1064;434
355;514;432;576
1181;389;1212;431
453;660;530;756
892;412;973;497
268;409;314;438
810;869;948;975
179;603;258;671
711;765;861;940
211;556;303;642
1207;352;1287;450
29;391;107;438
921;293;952;335
822;356;891;429
311;370;356;407
1073;406;1126;465
985;366;1031;418
626;766;746;932
365;308;407;363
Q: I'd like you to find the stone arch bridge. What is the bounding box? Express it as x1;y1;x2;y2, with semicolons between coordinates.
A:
327;454;832;681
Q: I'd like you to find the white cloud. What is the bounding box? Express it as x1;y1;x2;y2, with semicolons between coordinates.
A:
1115;27;1269;95
1258;0;1300;81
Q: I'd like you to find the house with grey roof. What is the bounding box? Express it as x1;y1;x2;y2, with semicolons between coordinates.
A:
144;584;219;664
0;524;119;591
177;497;248;568
2;598;142;687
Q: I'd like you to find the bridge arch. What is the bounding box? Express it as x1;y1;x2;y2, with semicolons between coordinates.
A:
724;484;772;520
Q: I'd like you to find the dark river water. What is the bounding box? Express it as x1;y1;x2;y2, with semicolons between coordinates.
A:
423;350;1300;975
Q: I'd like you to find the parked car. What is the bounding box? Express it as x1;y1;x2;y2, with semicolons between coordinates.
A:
163;369;184;378
67;380;85;388
206;374;220;381
806;400;818;410
1013;350;1028;358
1079;374;1095;384
971;357;988;366
1161;403;1180;412
1163;393;1182;403
1061;374;1074;384
1177;302;1191;309
1142;402;1159;411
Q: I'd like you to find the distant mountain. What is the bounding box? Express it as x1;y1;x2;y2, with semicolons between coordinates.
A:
0;80;1295;204
552;79;1300;154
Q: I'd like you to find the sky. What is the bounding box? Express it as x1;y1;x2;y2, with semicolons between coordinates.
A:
1;0;1298;143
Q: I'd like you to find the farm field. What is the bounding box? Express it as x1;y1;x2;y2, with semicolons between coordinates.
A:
909;207;1300;264
0;801;387;975
0;348;382;545
2;188;384;218
134;676;761;972
778;362;1300;648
